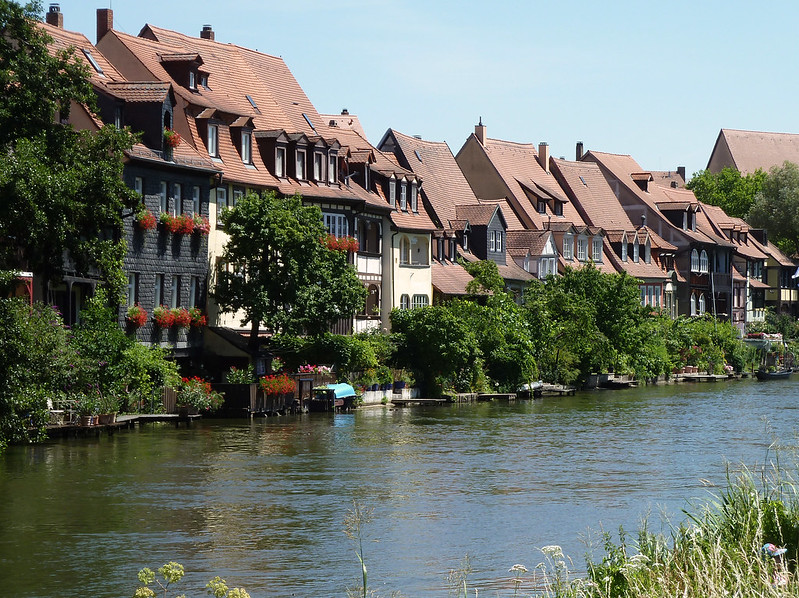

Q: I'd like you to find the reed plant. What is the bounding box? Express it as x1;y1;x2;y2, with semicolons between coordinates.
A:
535;455;799;598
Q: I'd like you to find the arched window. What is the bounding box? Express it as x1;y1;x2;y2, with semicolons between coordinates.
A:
700;250;709;273
698;293;706;315
400;294;410;309
690;293;697;316
691;249;700;272
399;236;411;264
645;239;651;264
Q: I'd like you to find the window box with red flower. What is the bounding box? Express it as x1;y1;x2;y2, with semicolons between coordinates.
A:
159;212;195;235
126;304;147;328
153;305;174;328
193;213;210;235
188;306;207;327
134;206;157;231
171;307;192;328
163;128;181;148
323;234;359;252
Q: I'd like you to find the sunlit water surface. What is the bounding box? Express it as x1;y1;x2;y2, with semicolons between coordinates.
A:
2;379;799;597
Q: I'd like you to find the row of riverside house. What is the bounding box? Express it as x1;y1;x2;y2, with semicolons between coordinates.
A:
34;6;797;376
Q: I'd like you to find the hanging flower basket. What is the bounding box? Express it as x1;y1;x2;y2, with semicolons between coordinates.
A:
163;128;181;148
126;304;147;328
153;305;175;328
134;207;157;231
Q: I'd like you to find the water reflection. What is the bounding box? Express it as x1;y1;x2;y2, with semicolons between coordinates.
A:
1;379;799;596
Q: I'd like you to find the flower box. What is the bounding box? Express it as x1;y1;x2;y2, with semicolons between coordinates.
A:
163;128;181;148
153;305;175;328
171;307;192;328
135;208;157;231
126;304;147;328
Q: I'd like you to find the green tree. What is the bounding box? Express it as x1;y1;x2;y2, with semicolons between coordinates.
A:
460;258;505;296
214;191;367;349
0;0;138;300
686;167;766;219
747;161;799;256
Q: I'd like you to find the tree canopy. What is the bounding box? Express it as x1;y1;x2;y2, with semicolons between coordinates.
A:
747;161;799;256
214;191;367;347
0;0;138;299
686;167;765;219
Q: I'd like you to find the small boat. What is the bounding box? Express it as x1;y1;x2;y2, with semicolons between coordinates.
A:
308;383;357;411
755;369;793;381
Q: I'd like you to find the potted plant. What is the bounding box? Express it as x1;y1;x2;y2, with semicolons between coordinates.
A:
163;128;181;148
193;213;210;235
153;305;174;328
97;393;120;425
227;365;255;384
76;393;99;426
376;365;392;391
126;304;147;328
176;376;224;415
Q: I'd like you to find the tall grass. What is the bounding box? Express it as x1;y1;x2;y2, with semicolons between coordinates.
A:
534;457;799;597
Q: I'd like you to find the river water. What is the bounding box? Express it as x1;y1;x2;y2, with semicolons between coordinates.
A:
2;379;799;597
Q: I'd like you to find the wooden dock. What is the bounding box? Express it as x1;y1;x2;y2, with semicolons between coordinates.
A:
44;413;202;438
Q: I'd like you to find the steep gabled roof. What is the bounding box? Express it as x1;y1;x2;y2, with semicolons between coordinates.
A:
382;129;480;229
708;129;799;175
431;261;473;296
40;21;125;84
552;158;632;231
455;204;502;227
473;137;584;229
104;81;171;103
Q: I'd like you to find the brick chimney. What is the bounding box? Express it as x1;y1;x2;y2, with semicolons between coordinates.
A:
538;142;550;174
677;165;686;182
200;25;214;40
475;117;486;145
576;141;584;161
96;8;112;43
45;4;63;28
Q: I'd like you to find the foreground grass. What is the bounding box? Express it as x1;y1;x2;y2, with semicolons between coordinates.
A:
528;459;799;598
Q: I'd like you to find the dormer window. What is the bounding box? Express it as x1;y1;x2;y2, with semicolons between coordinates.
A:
200;74;209;88
276;147;286;177
189;71;196;90
496;231;503;253
683;211;688;230
389;178;396;207
592;237;602;262
241;130;252;164
114;105;123;128
691;212;697;232
463;231;469;251
577;236;587;261
207;124;218;157
411;181;418;212
645;239;651;264
563;233;574;260
621;239;628;262
633;240;639;263
538;200;547;215
400;182;407;210
490;231;496;252
328;154;337;183
314;153;323;181
295;149;306;180
554;202;563;216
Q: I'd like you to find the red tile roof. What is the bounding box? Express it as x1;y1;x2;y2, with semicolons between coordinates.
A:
40;21;125;84
104;81;171;103
455;204;499;227
711;129;799;175
431;261;473;296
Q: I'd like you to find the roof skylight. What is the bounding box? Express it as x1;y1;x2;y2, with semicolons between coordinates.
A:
414;150;422;162
302;113;316;132
82;49;105;77
246;94;258;109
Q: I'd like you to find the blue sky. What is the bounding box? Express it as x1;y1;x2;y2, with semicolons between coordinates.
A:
56;1;799;180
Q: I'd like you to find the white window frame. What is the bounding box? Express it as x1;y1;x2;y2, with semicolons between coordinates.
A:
578;237;588;261
592;237;602;262
233;189;244;206
691;249;700;272
690;293;697;316
154;274;163;308
159;181;168;213
621;239;628;262
189;276;199;307
411;294;429;308
189;71;196;90
411;181;418;212
216;187;228;219
313;152;323;181
134;176;143;196
633;241;639;263
208;124;218;157
295;149;306;180
127;273;138;307
192;186;200;214
497;232;503;253
323;213;348;238
170;276;180;309
698;293;706;315
400;294;410;309
400;182;407;210
389;178;396;207
490;230;496;252
700;250;709;274
645;240;651;264
563;234;573;260
399;236;411;265
241;130;252;164
328;154;337;183
172;183;181;215
276;147;286;177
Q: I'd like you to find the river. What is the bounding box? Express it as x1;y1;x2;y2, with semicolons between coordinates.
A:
1;379;798;597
